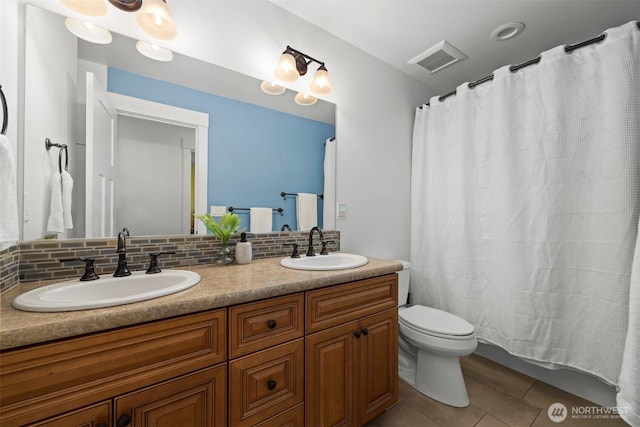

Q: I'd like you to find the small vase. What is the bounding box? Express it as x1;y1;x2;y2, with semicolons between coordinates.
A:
217;241;233;265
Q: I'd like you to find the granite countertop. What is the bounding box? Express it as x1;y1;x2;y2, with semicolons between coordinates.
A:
0;256;402;351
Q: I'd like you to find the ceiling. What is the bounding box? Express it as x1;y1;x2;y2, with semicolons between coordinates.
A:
271;0;640;95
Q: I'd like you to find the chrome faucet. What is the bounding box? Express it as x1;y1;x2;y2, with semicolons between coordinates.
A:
113;227;131;277
306;226;324;257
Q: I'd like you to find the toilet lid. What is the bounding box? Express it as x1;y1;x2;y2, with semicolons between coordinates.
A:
399;305;474;337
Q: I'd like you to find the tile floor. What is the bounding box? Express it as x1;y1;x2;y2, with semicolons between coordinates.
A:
366;354;628;427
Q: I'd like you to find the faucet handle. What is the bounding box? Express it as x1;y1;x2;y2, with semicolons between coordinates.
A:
60;257;99;281
283;243;300;258
320;240;334;255
146;252;176;274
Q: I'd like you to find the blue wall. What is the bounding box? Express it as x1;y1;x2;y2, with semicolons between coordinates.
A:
107;68;335;231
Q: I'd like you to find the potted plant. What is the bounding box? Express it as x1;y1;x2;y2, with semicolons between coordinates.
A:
195;212;246;264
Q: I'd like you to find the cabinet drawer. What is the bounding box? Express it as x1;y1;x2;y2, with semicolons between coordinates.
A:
306;274;397;333
229;293;304;358
0;309;226;426
254;403;304;427
229;339;304;427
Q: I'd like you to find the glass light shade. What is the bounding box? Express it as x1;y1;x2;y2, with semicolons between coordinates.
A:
274;53;300;82
294;92;318;106
136;40;173;61
309;67;332;95
64;17;112;44
136;0;178;40
61;0;107;16
260;81;286;95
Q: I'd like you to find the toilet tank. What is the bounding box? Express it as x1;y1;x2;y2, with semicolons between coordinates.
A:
394;260;411;306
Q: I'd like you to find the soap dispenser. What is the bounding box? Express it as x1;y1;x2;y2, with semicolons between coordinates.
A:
235;232;252;264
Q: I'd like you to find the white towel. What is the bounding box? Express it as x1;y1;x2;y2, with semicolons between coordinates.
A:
61;169;74;229
296;193;317;232
250;207;272;233
46;171;64;233
0;134;19;242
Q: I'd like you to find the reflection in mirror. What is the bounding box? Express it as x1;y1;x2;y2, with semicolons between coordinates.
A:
21;5;336;241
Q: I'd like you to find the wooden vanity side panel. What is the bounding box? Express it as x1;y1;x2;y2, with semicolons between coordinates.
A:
306;274;398;334
0;309;226;427
229;293;304;358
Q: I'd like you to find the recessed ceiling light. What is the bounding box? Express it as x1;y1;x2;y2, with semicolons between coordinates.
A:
260;81;286;95
136;40;173;61
490;22;525;41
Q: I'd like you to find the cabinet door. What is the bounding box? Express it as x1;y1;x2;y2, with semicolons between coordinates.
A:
27;401;111;427
114;365;226;427
305;321;358;427
358;308;398;425
229;339;304;427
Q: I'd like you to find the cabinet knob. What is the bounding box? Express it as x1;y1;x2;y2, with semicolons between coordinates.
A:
267;319;277;329
116;413;131;427
361;328;369;336
267;379;277;390
354;330;361;338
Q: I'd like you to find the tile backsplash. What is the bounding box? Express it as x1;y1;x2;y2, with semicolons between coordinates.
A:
0;231;340;293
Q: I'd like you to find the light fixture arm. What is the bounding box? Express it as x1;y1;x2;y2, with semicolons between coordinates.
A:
282;46;324;67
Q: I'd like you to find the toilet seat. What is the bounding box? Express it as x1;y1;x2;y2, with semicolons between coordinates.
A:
399;305;474;340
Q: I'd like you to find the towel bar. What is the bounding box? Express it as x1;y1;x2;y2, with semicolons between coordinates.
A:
228;207;284;216
280;192;324;200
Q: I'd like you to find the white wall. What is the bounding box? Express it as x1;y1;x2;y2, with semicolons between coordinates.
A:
116;116;195;236
22;4;77;241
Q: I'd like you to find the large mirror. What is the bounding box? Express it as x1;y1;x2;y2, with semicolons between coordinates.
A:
21;5;336;241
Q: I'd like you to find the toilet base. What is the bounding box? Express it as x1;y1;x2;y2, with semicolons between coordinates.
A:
414;349;470;407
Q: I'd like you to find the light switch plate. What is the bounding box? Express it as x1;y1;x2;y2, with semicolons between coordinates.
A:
337;203;347;218
210;206;227;216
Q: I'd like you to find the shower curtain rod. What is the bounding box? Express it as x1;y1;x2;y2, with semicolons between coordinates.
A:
420;21;640;108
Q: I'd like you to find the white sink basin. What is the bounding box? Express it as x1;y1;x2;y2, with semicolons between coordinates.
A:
12;270;200;312
280;253;368;271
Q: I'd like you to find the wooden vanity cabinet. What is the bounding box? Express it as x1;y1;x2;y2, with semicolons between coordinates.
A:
0;309;226;427
305;274;398;427
1;273;399;427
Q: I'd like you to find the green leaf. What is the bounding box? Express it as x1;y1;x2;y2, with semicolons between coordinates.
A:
194;212;245;243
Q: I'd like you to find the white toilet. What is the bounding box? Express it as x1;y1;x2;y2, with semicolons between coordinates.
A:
396;260;477;407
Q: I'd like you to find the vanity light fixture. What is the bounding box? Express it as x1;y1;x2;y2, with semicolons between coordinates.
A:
136;40;173;61
294;92;318;106
61;0;107;16
274;46;332;95
260;81;286;95
137;0;178;40
64;17;112;44
108;0;142;12
60;0;178;43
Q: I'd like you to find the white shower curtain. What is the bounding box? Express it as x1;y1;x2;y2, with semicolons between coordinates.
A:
411;21;639;424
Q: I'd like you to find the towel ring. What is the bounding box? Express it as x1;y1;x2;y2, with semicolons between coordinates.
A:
0;85;7;135
58;146;69;172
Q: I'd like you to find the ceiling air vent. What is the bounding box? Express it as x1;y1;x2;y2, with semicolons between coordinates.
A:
408;40;467;74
